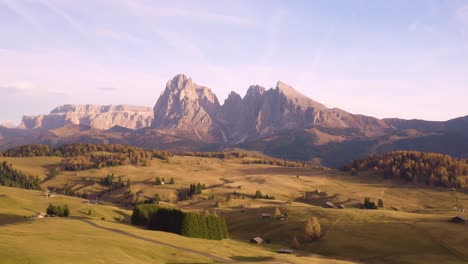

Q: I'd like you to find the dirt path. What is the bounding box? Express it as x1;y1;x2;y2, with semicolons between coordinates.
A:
78;219;235;263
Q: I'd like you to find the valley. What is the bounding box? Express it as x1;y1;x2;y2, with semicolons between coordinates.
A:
1;149;467;263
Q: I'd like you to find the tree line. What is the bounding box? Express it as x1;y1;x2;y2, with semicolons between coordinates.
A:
0;161;41;190
242;158;310;168
131;204;228;240
345;151;468;188
177;152;247;159
2;144;173;162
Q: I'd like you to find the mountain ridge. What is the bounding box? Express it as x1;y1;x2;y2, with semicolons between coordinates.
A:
2;73;467;167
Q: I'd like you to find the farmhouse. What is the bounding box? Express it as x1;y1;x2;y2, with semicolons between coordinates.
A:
261;213;272;219
250;236;264;244
323;202;335;208
278;248;294;254
451;216;466;224
36;212;46;219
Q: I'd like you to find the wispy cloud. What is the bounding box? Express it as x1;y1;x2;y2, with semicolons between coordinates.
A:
456;4;468;38
0;81;35;93
1;0;40;29
457;4;468;24
262;6;287;63
94;27;148;45
97;87;118;92
38;0;86;35
120;0;254;25
408;20;434;33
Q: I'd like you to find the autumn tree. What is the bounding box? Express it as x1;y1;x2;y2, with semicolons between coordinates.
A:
291;236;300;249
304;217;321;241
273;207;282;218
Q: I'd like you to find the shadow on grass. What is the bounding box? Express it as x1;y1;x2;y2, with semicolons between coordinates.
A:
113;209;130;219
230;256;275;261
0;213;29;226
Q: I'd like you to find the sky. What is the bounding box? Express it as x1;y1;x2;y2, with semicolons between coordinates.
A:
1;0;468;125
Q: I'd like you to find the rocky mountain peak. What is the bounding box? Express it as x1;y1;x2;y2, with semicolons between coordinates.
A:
245;85;266;99
152;74;222;142
166;74;193;92
273;81;326;110
19;104;153;130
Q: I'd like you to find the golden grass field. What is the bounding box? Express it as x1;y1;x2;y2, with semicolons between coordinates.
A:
1;155;467;263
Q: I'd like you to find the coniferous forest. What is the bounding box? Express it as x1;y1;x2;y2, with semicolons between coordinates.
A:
131;204;229;240
346;151;468;188
0;161;41;190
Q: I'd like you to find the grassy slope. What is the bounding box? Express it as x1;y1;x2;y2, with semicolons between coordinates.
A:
0;186;354;264
1;155;468;263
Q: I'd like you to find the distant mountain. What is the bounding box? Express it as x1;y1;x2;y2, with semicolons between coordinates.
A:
1;74;467;167
19;104;153;130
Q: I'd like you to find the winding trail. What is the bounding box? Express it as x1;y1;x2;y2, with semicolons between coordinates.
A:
78;219;235;263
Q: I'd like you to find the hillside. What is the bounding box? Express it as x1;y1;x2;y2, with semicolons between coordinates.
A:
345;151;468;189
3;186;343;264
1;149;468;263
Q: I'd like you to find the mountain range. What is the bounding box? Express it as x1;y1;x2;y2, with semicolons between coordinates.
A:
1;74;467;167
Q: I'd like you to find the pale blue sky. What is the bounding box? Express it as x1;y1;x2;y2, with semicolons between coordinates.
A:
1;0;467;124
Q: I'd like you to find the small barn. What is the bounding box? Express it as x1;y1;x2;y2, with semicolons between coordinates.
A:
261;213;272;219
338;205;345;209
250;237;264;244
278;248;294;254
323;202;335;208
36;212;46;219
451;216;466;224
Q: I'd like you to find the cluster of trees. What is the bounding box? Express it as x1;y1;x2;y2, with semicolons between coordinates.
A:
152;150;173;161
241;158;309;168
100;173;131;191
155;177;174;185
0;161;41;190
1;144;55;157
61;152;150;171
362;197;383;209
345;151;468;188
46;204;70;217
2;144;157;171
178;152;247;159
181;183;206;199
254;190;275;200
131;204;228;240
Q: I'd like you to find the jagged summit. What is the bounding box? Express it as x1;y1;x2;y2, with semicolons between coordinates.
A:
274;81;326;110
245;85;266;98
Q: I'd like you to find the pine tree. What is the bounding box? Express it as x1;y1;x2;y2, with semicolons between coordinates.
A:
254;190;262;199
155;177;162;185
378;198;384;208
291;236;300;249
63;205;70;217
169;177;175;184
273;207;282;218
126;178;131;188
